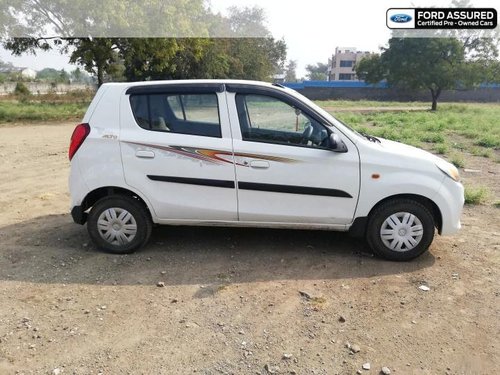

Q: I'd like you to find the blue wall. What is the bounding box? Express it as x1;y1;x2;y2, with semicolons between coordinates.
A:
283;81;388;90
280;81;500;102
283;80;500;90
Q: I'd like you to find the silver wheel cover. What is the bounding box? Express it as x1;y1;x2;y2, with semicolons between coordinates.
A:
380;211;424;252
97;207;137;246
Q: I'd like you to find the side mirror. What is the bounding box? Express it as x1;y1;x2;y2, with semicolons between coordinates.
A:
329;133;348;152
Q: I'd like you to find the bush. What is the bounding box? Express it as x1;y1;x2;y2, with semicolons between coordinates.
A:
475;135;500;149
434;144;448;155
471;147;492;158
450;154;465;168
420;133;445;143
14;82;31;96
464;186;488;205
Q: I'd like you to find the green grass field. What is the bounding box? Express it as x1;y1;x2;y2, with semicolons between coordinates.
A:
0;91;93;123
0;101;88;123
323;102;500;158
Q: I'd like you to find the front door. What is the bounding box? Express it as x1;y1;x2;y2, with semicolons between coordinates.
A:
226;89;360;225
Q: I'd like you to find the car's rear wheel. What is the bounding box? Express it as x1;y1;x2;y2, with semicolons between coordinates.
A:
366;199;435;261
87;195;152;254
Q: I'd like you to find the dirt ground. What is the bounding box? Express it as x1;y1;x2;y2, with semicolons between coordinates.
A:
0;123;498;375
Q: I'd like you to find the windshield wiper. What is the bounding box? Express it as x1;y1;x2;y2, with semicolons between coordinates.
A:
360;132;381;143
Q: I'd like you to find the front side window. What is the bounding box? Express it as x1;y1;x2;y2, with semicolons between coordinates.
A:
235;94;329;148
130;93;221;137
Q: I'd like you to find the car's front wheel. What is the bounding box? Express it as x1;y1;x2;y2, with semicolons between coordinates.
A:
87;195;152;254
366;199;435;261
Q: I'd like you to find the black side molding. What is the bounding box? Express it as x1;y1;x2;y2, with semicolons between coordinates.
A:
147;175;235;188
238;182;352;198
147;175;353;198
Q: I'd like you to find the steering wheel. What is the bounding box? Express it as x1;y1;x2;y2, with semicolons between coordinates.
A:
300;122;313;145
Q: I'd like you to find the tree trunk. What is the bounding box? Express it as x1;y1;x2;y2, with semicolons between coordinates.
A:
430;87;441;111
96;64;104;87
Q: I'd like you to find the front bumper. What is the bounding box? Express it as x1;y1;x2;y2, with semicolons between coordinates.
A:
435;178;464;235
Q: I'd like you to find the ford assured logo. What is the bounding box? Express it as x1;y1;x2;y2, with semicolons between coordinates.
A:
390;14;412;23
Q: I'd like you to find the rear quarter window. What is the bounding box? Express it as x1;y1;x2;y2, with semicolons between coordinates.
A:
130;93;221;138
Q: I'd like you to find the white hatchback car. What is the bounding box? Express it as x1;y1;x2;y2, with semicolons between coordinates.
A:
69;80;464;261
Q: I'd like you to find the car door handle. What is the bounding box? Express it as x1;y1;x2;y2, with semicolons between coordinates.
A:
249;160;270;169
136;150;155;159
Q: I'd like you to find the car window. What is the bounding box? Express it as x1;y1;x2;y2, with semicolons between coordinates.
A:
130;93;221;138
236;94;329;148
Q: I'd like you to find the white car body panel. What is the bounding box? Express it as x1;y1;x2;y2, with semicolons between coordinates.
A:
69;79;464;240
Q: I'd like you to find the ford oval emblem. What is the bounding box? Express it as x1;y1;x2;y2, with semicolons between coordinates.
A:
390;14;412;23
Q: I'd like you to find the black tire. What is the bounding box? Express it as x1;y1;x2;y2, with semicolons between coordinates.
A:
366;199;435;261
87;195;152;254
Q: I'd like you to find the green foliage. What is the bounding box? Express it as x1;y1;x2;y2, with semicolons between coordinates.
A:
434;144;448;155
36;68;71;83
14;82;31;96
420;133;445;144
3;4;287;86
118;37;286;82
450;154;465;168
382;38;464;91
305;62;328;81
330;102;500;156
355;37;498;110
0;101;87;123
464;186;489;205
284;60;297;82
471;147;492;158
356;54;385;83
475;135;500;149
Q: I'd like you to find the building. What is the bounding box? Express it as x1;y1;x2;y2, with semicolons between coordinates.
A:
327;47;372;81
0;67;37;80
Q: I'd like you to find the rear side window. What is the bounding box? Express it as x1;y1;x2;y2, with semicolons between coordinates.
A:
129;93;221;138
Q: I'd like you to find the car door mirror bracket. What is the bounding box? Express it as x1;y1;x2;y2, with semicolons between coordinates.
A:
329;133;348;153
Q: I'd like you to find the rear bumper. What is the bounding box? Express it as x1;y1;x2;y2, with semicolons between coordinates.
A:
71;206;87;225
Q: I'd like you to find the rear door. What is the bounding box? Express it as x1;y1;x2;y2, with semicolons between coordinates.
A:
226;85;360;225
120;84;237;222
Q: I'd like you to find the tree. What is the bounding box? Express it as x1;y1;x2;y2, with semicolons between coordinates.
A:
70;67;82;82
36;67;71;82
305;62;328;81
356;37;493;110
0;0;211;86
284;60;297;82
2;3;287;84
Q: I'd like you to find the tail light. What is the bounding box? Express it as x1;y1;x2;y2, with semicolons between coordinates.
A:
69;123;90;160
